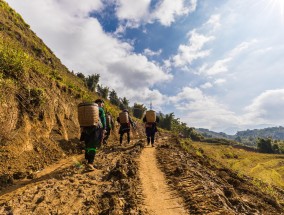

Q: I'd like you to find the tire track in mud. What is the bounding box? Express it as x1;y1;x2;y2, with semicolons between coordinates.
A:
139;146;188;215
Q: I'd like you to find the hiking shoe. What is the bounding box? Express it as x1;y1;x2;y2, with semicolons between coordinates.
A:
86;164;95;171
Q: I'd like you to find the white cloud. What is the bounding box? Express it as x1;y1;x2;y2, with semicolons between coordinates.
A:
229;40;258;57
143;48;162;57
6;0;171;105
106;54;172;89
244;89;284;124
56;0;103;17
151;0;197;26
200;58;231;75
169;87;241;130
205;14;221;30
214;78;226;85
198;40;258;76
172;30;214;67
200;82;213;89
116;0;150;22
115;0;197;29
123;88;167;111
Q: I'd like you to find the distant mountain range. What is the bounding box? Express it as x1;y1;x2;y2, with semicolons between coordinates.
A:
196;126;284;147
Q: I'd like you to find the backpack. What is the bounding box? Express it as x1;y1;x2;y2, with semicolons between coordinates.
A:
78;102;100;127
119;112;129;124
145;110;156;123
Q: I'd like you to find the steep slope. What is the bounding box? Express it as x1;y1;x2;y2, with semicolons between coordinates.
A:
0;0;124;189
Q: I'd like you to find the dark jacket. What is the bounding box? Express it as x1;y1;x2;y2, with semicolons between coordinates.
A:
143;116;159;132
117;114;135;134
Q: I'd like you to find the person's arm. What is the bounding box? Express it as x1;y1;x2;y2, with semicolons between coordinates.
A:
100;108;106;129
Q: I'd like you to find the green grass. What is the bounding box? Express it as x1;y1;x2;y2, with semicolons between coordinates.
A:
188;141;284;189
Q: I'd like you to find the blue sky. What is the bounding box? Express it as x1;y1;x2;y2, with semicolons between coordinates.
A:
5;0;284;134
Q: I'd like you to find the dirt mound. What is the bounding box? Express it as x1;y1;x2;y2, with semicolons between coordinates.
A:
156;137;283;214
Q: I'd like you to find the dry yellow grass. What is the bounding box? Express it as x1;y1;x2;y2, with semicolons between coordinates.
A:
189;141;284;189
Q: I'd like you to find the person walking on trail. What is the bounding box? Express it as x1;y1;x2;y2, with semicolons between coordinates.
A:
103;112;115;145
117;109;135;145
94;99;106;146
143;110;159;147
80;126;101;171
78;101;103;171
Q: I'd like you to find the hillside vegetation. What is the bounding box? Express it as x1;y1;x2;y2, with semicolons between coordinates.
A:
198;127;284;152
0;0;133;188
184;140;284;205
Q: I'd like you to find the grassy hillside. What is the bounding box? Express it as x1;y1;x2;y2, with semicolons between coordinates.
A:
0;0;140;188
181;139;284;204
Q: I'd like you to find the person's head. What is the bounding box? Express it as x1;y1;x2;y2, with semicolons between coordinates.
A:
94;99;104;107
123;109;128;113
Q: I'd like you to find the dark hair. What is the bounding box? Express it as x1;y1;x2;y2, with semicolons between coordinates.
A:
95;99;104;104
123;109;128;113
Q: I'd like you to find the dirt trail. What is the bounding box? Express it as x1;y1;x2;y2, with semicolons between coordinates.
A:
1;135;283;214
139;146;188;215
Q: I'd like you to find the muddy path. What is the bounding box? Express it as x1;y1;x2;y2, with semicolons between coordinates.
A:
0;134;283;215
139;145;188;215
0;141;146;215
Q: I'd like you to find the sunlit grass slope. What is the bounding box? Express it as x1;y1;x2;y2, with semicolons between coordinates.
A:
187;140;284;189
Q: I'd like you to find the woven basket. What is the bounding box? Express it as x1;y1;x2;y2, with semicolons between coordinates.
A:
146;110;156;123
78;102;99;127
119;112;129;124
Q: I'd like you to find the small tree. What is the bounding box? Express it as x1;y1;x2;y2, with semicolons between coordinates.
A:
235;136;242;143
257;138;273;153
119;97;129;110
109;89;120;106
86;74;100;92
76;72;85;81
97;84;109;99
272;144;280;154
159;112;175;130
133;103;147;119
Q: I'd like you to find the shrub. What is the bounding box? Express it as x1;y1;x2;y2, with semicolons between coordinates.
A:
29;88;45;107
257;138;273;153
0;43;28;80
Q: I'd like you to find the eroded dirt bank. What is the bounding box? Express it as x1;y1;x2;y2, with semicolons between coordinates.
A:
156;137;284;215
